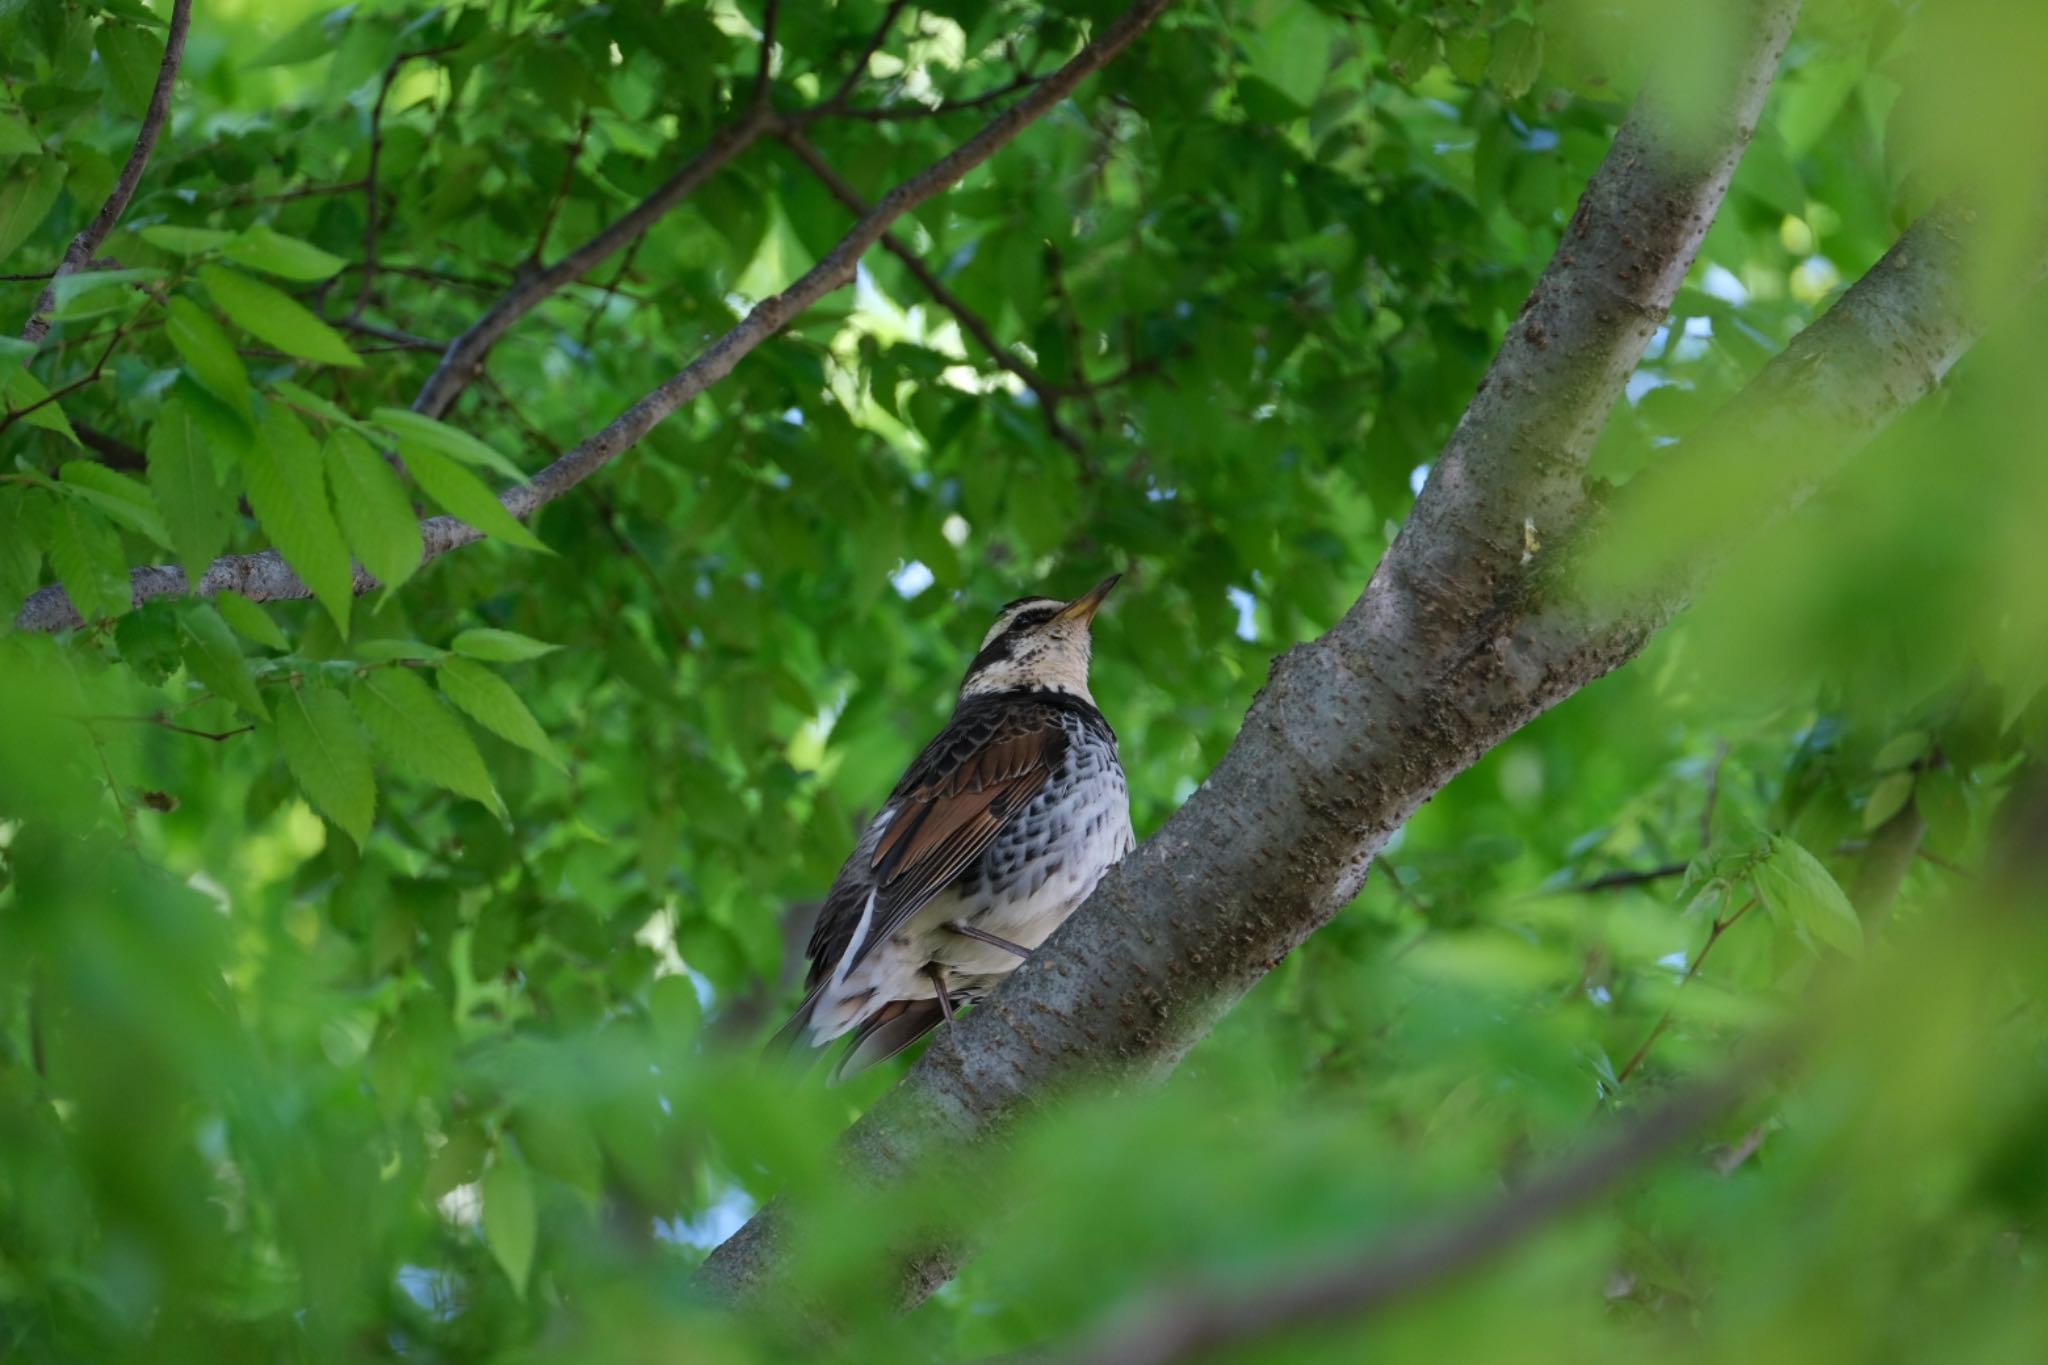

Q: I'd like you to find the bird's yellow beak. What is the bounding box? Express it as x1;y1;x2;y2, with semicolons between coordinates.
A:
1054;574;1121;625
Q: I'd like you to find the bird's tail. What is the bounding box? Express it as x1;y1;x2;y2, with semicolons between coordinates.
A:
826;999;947;1085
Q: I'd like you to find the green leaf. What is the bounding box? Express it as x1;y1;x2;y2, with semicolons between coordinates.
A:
165;295;253;417
42;490;132;622
140;224;233;254
1862;772;1916;831
249;10;343;68
438;656;560;767
240;405;353;635
1756;836;1862;957
268;379;356;428
352;639;444;664
3;366;81;444
350;667;502;815
276;682;375;848
179;604;269;719
326;429;423;593
401;443;548;553
221;225;347;282
49;266;161;321
1488;20;1545;101
1872;731;1928;773
482;1154;537;1295
0;156;65;267
198;264;360;368
94;21;164;118
0;110;41;157
214;590;289;650
373;407;526;482
451;628;560;663
58;461;168;548
147;392;234;586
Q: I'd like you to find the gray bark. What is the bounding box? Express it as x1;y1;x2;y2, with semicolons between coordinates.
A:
695;0;2018;1310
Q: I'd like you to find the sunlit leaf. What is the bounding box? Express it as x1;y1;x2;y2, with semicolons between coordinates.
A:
198;264;361;367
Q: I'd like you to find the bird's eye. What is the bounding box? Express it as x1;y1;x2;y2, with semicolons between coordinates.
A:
1014;608;1058;629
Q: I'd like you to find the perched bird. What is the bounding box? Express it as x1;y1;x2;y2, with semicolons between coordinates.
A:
773;576;1133;1082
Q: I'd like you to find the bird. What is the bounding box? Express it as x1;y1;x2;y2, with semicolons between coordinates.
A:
771;575;1134;1082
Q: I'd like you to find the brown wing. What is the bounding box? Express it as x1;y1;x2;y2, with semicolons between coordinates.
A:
844;702;1068;972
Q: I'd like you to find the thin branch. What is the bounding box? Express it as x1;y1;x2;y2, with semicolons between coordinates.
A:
754;0;782;110
1700;740;1729;848
15;0;1178;633
214;178;367;208
20;0;191;347
835;70;1045;122
822;0;909;110
1917;847;1976;879
1571;861;1689;893
333;317;447;352
1041;1061;1765;1365
524;115;593;271
71;422;148;473
353;46;460;323
779;128;1086;455
75;713;256;743
0;317;143;436
578;234;645;352
1612;894;1757;1088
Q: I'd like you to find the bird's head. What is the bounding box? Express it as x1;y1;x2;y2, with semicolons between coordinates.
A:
958;575;1120;703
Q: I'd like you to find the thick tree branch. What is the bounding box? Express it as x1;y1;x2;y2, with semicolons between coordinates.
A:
1041;1060;1763;1365
19;0;191;348
694;0;1830;1307
13;0;1178;633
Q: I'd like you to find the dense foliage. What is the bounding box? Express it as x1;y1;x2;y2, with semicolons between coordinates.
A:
2;0;2045;1360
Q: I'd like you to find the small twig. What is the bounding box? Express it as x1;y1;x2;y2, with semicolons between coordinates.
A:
76;712;257;743
215;177;368;208
0;318;143;435
1700;739;1728;848
333;317;447;351
1571;861;1690;893
778;127;1085;455
525;114;593;270
820;0;909;111
833;70;1045;122
83;719;137;842
1916;847;1976;879
1714;1123;1767;1175
1612;893;1759;1089
20;0;192;347
354;46;461;323
753;0;782;110
71;422;148;472
579;234;644;351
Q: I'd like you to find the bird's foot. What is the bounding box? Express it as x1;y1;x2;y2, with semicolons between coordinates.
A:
946;920;1031;959
925;963;955;1024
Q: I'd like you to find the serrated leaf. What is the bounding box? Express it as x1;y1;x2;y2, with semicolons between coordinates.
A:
198;264;360;367
373;407;526;482
165;295;252;417
58;461;168;548
147;392;233;585
214;590;288;650
1872;731;1928;773
439;656;560;767
1756;837;1862;957
94;21;164;118
482;1155;536;1295
351;667;502;815
240;405;353;635
222;225;347;281
179;604;268;719
43;490;132;622
1862;772;1915;831
0;146;67;264
451;628;559;663
326;428;423;594
402;443;547;553
269;379;354;428
140;224;233;254
3;366;80;444
276;682;374;847
0;490;43;611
